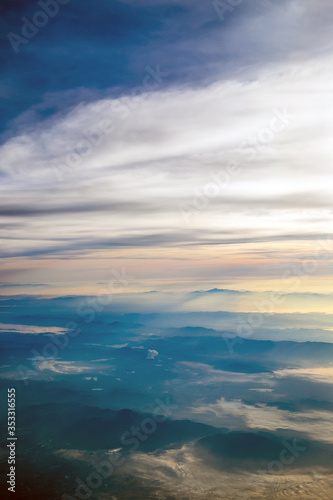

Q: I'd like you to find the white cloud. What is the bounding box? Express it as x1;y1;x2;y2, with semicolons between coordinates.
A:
124;445;333;499
191;397;333;443
274;367;333;384
1;54;333;262
0;323;66;335
147;349;158;359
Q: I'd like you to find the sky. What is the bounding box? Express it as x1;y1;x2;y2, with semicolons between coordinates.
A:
1;5;333;497
1;0;333;306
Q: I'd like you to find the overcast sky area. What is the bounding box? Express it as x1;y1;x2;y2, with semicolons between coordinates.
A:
1;0;333;304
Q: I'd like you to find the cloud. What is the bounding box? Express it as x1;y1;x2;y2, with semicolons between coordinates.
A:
31;359;115;375
275;367;333;385
0;282;48;288
146;349;158;359
191;396;333;444
123;444;333;499
1;60;333;265
0;323;65;335
2;0;333;296
2;0;333;142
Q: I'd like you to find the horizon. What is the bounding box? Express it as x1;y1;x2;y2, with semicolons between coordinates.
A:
1;1;333;499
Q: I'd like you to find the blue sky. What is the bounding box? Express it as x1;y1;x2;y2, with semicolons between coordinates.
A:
1;0;331;138
1;5;333;496
1;0;333;301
